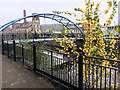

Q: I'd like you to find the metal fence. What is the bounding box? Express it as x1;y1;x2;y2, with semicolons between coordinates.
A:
2;38;120;89
83;56;120;89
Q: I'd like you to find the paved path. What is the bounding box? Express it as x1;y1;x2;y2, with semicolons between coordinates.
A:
2;54;57;89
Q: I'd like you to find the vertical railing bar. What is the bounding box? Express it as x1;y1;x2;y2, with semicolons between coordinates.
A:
22;44;24;64
62;58;64;81
51;51;53;76
92;64;94;89
44;54;46;72
88;58;90;89
85;58;87;89
68;59;70;84
109;68;111;89
59;58;60;79
78;53;83;89
13;40;16;61
73;57;75;85
70;58;71;85
114;70;116;89
41;50;43;71
61;58;62;80
7;41;9;58
96;66;98;88
42;56;44;71
2;35;4;55
57;58;58;78
33;43;36;72
100;66;102;90
105;67;106;90
40;49;41;71
76;63;78;87
54;57;56;76
59;58;61;79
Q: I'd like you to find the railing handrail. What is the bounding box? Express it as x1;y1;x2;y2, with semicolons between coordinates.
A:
86;56;120;63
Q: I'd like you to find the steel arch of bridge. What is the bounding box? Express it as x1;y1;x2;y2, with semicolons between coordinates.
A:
0;13;85;38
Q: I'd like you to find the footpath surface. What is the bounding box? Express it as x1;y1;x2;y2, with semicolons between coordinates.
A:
2;54;58;89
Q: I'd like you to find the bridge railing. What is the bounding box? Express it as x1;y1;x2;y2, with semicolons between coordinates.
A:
2;38;120;89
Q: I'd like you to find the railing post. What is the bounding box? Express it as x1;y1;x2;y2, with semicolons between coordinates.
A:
12;34;14;40
118;61;120;89
78;53;83;90
7;41;9;58
13;40;16;61
33;43;36;72
22;44;24;64
2;34;4;55
51;51;53;76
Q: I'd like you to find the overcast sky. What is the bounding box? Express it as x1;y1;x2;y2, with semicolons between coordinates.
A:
0;0;120;26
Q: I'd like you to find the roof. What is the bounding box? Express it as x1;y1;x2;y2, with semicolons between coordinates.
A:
13;21;32;28
2;27;17;33
3;27;12;33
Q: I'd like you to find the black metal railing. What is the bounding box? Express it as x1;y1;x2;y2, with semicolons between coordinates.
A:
2;39;120;89
83;56;120;89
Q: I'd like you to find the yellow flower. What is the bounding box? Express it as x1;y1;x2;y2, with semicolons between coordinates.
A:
90;15;93;17
76;19;80;21
104;31;107;34
88;4;90;7
105;10;109;14
92;3;95;6
67;55;70;57
117;27;119;31
97;9;99;11
108;1;112;7
71;50;73;52
114;57;118;60
79;47;83;50
74;14;76;17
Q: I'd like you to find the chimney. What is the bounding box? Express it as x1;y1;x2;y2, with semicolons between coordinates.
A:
23;10;26;24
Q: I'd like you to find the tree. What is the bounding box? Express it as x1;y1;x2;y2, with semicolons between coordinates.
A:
50;0;120;88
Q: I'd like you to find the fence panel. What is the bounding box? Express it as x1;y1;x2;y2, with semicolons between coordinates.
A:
36;46;52;75
16;44;22;62
23;44;33;67
35;46;79;88
83;56;120;89
8;42;14;58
